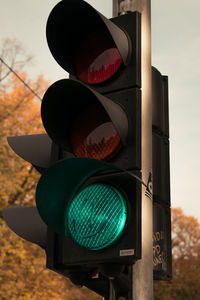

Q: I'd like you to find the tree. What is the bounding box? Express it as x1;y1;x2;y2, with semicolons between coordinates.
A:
0;221;101;300
0;41;101;299
0;71;47;208
0;38;32;83
154;208;200;300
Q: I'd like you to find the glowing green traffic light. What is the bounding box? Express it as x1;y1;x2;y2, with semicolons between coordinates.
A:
36;158;127;249
67;183;127;250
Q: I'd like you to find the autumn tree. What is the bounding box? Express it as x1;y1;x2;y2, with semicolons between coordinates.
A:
0;221;101;300
154;208;200;300
1;54;199;299
0;38;32;83
0;71;47;208
0;40;102;299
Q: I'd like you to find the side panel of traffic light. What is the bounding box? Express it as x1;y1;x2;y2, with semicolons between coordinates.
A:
152;67;172;280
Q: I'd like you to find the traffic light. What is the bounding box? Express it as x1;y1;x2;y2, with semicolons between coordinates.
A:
152;67;172;280
2;134;52;257
2;206;47;249
37;0;142;284
3;0;142;298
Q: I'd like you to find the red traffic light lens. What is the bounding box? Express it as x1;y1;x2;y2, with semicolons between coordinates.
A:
75;29;123;85
71;104;122;161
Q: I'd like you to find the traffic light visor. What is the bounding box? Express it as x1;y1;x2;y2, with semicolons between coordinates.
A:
41;79;128;157
46;0;130;77
7;134;52;170
36;158;119;236
2;207;47;249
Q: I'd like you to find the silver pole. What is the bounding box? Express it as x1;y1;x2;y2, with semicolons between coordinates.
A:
113;1;153;300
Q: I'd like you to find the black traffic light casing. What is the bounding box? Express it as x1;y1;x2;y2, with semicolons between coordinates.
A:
42;1;142;170
3;0;143;297
37;1;142;290
152;67;172;280
45;170;141;268
37;0;142;271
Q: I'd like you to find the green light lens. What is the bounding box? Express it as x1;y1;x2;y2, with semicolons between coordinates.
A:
67;183;127;250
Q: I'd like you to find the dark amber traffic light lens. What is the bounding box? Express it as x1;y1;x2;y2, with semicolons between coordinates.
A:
75;29;123;85
71;104;122;161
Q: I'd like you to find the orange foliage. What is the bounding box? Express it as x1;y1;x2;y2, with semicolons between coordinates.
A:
1;70;199;299
154;208;200;299
0;71;101;299
0;72;48;207
0;222;101;300
172;207;200;259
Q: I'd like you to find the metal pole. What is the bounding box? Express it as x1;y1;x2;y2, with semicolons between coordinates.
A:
109;280;116;299
113;1;153;300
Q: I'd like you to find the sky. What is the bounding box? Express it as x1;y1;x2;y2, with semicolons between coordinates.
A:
0;0;200;221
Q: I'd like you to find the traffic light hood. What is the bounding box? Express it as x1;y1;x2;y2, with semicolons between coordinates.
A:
46;0;131;76
41;79;129;152
7;134;53;171
2;207;47;249
36;157;118;236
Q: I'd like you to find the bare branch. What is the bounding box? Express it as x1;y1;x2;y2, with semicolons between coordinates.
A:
0;38;34;83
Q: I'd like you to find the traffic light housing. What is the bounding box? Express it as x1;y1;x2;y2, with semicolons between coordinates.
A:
36;0;142;277
2;1;173;297
3;1;142;297
152;67;172;280
36;158;141;264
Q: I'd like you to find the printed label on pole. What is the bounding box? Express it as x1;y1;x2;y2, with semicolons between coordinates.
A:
145;171;153;200
120;249;135;256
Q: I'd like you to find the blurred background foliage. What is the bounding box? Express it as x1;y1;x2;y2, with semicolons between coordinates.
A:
0;39;199;299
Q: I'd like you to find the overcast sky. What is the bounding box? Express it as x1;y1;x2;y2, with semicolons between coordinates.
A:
0;0;199;221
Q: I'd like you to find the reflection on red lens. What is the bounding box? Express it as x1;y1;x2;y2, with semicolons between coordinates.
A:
75;29;123;85
71;104;122;161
